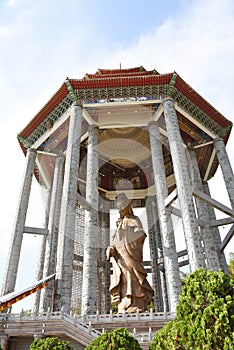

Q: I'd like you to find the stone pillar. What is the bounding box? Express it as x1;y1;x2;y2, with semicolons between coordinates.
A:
82;124;99;315
0;335;8;350
55;103;83;312
189;148;220;271
1;148;37;296
32;188;51;313
149;121;181;312
213;138;234;209
40;154;65;311
203;181;228;273
163;98;205;271
145;196;168;312
97;197;111;313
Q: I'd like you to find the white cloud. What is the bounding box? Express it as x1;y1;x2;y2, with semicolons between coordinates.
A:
7;0;15;6
101;0;234;96
0;25;10;36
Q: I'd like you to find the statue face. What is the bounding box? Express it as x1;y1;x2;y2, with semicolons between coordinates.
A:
116;194;130;211
116;197;127;211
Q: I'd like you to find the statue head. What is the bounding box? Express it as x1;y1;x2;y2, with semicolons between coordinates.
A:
115;193;132;213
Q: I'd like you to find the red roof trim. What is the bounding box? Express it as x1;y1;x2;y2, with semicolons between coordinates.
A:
18;73;172;139
96;66;146;74
18;68;232;142
19;82;69;138
71;74;172;90
85;70;159;79
174;74;231;127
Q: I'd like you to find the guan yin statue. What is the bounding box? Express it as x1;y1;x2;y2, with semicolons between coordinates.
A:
106;193;154;313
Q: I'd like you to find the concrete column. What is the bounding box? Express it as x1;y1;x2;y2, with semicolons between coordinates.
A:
82;124;99;315
146;196;168;312
32;188;51;313
40;154;65;311
1;148;37;296
203;181;228;273
55;103;83;312
189;148;220;271
97;197;111;313
0;335;8;350
163;98;205;271
149;121;181;312
213;138;234;209
145;196;161;311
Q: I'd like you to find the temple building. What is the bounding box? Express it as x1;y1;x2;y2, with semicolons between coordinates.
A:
1;66;234;349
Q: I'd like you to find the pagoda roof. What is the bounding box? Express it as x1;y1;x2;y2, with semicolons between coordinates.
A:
18;66;232;142
16;66;233;186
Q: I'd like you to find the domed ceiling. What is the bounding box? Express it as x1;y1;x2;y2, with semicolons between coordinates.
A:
98;127;151;168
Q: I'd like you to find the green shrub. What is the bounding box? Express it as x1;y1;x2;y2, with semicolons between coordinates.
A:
30;336;73;349
150;268;234;350
85;327;142;350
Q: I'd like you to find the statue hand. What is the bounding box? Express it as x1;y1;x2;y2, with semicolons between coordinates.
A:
106;246;116;260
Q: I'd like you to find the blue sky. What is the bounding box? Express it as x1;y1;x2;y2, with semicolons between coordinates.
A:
0;0;234;311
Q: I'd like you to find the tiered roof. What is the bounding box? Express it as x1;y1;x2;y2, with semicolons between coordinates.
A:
17;66;232;184
18;66;232;145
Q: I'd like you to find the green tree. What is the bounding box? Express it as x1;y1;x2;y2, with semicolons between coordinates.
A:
150;268;234;350
228;252;234;279
30;336;73;349
85;327;142;350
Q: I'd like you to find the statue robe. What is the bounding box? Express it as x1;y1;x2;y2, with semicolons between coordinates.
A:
109;214;154;313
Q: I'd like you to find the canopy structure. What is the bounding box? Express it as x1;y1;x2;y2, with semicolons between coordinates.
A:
17;66;232;190
2;67;233;322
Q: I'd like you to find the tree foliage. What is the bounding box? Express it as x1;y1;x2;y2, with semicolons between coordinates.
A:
85;327;142;350
228;253;234;279
150;268;234;350
30;336;73;349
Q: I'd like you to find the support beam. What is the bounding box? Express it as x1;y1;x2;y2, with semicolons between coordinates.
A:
165;188;178;208
55;103;83;313
146;196;167;312
220;224;234;253
175;104;217;139
193;140;214;149
177;249;188;258
32;107;72;149
33;188;51;313
170;206;206;228
179;260;189;267
83;108;99;126
152;103;164;121
1;148;37;296
189;148;220;270
35;155;52;189
192;188;234;218
24;227;48;235
213;137;234;209
203;181;228;273
97;198;111;313
210;217;234;227
163;98;206;271
149;121;181;312
170;206;182;218
203;148;216;182
40;154;65;312
82;124;99;315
